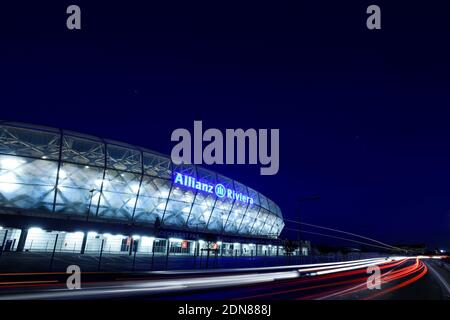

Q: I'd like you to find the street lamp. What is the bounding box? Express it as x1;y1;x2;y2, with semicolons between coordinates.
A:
297;195;320;255
86;188;96;221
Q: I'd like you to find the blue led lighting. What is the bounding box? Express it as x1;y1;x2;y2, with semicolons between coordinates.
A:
173;172;254;205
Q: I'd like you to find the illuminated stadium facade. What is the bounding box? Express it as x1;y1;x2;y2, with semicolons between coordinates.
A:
0;122;290;257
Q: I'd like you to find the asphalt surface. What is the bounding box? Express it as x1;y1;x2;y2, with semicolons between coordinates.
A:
0;256;448;300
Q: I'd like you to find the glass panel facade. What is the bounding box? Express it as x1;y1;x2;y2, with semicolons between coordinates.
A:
61;135;105;166
54;162;104;216
252;194;269;235
106;144;142;172
97;169;140;221
238;187;260;235
270;217;285;237
162;164;194;227
223;181;248;234
252;208;269;235
206;174;234;232
186;167;216;231
143;152;171;178
163;187;195;227
0;125;60;160
133;176;170;224
0;122;284;238
261;212;276;236
0;154;57;211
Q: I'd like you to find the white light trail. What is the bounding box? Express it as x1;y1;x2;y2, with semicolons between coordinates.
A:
0;271;299;300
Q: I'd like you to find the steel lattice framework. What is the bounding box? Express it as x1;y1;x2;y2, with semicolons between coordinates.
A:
0;121;284;238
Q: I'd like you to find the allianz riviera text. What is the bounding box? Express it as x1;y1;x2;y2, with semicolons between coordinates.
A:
174;172;254;205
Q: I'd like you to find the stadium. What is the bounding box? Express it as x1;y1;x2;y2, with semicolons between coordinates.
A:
0;121;293;258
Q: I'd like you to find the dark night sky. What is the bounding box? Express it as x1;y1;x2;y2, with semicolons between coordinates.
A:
0;1;449;249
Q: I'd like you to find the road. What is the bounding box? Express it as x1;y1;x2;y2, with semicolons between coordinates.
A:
0;256;448;300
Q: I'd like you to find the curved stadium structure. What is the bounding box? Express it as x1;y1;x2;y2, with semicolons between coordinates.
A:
0;121;284;241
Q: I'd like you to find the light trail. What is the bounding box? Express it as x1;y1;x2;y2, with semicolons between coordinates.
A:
302;259;392;275
316;258;410;300
152;257;389;274
233;259;406;300
315;257;429;300
0;271;300;300
231;258;407;298
284;227;399;251
235;256;436;300
285;220;403;251
0;256;443;300
0;257;392;300
364;258;428;299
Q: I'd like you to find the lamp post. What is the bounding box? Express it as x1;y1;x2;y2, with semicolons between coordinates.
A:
297;195;320;256
86;188;96;221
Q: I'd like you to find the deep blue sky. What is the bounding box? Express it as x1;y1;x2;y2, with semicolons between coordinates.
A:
1;1;449;249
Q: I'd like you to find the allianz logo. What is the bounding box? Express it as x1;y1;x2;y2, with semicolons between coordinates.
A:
174;172;254;205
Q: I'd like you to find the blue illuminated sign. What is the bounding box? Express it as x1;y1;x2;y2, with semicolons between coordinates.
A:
214;184;226;198
173;172;254;205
